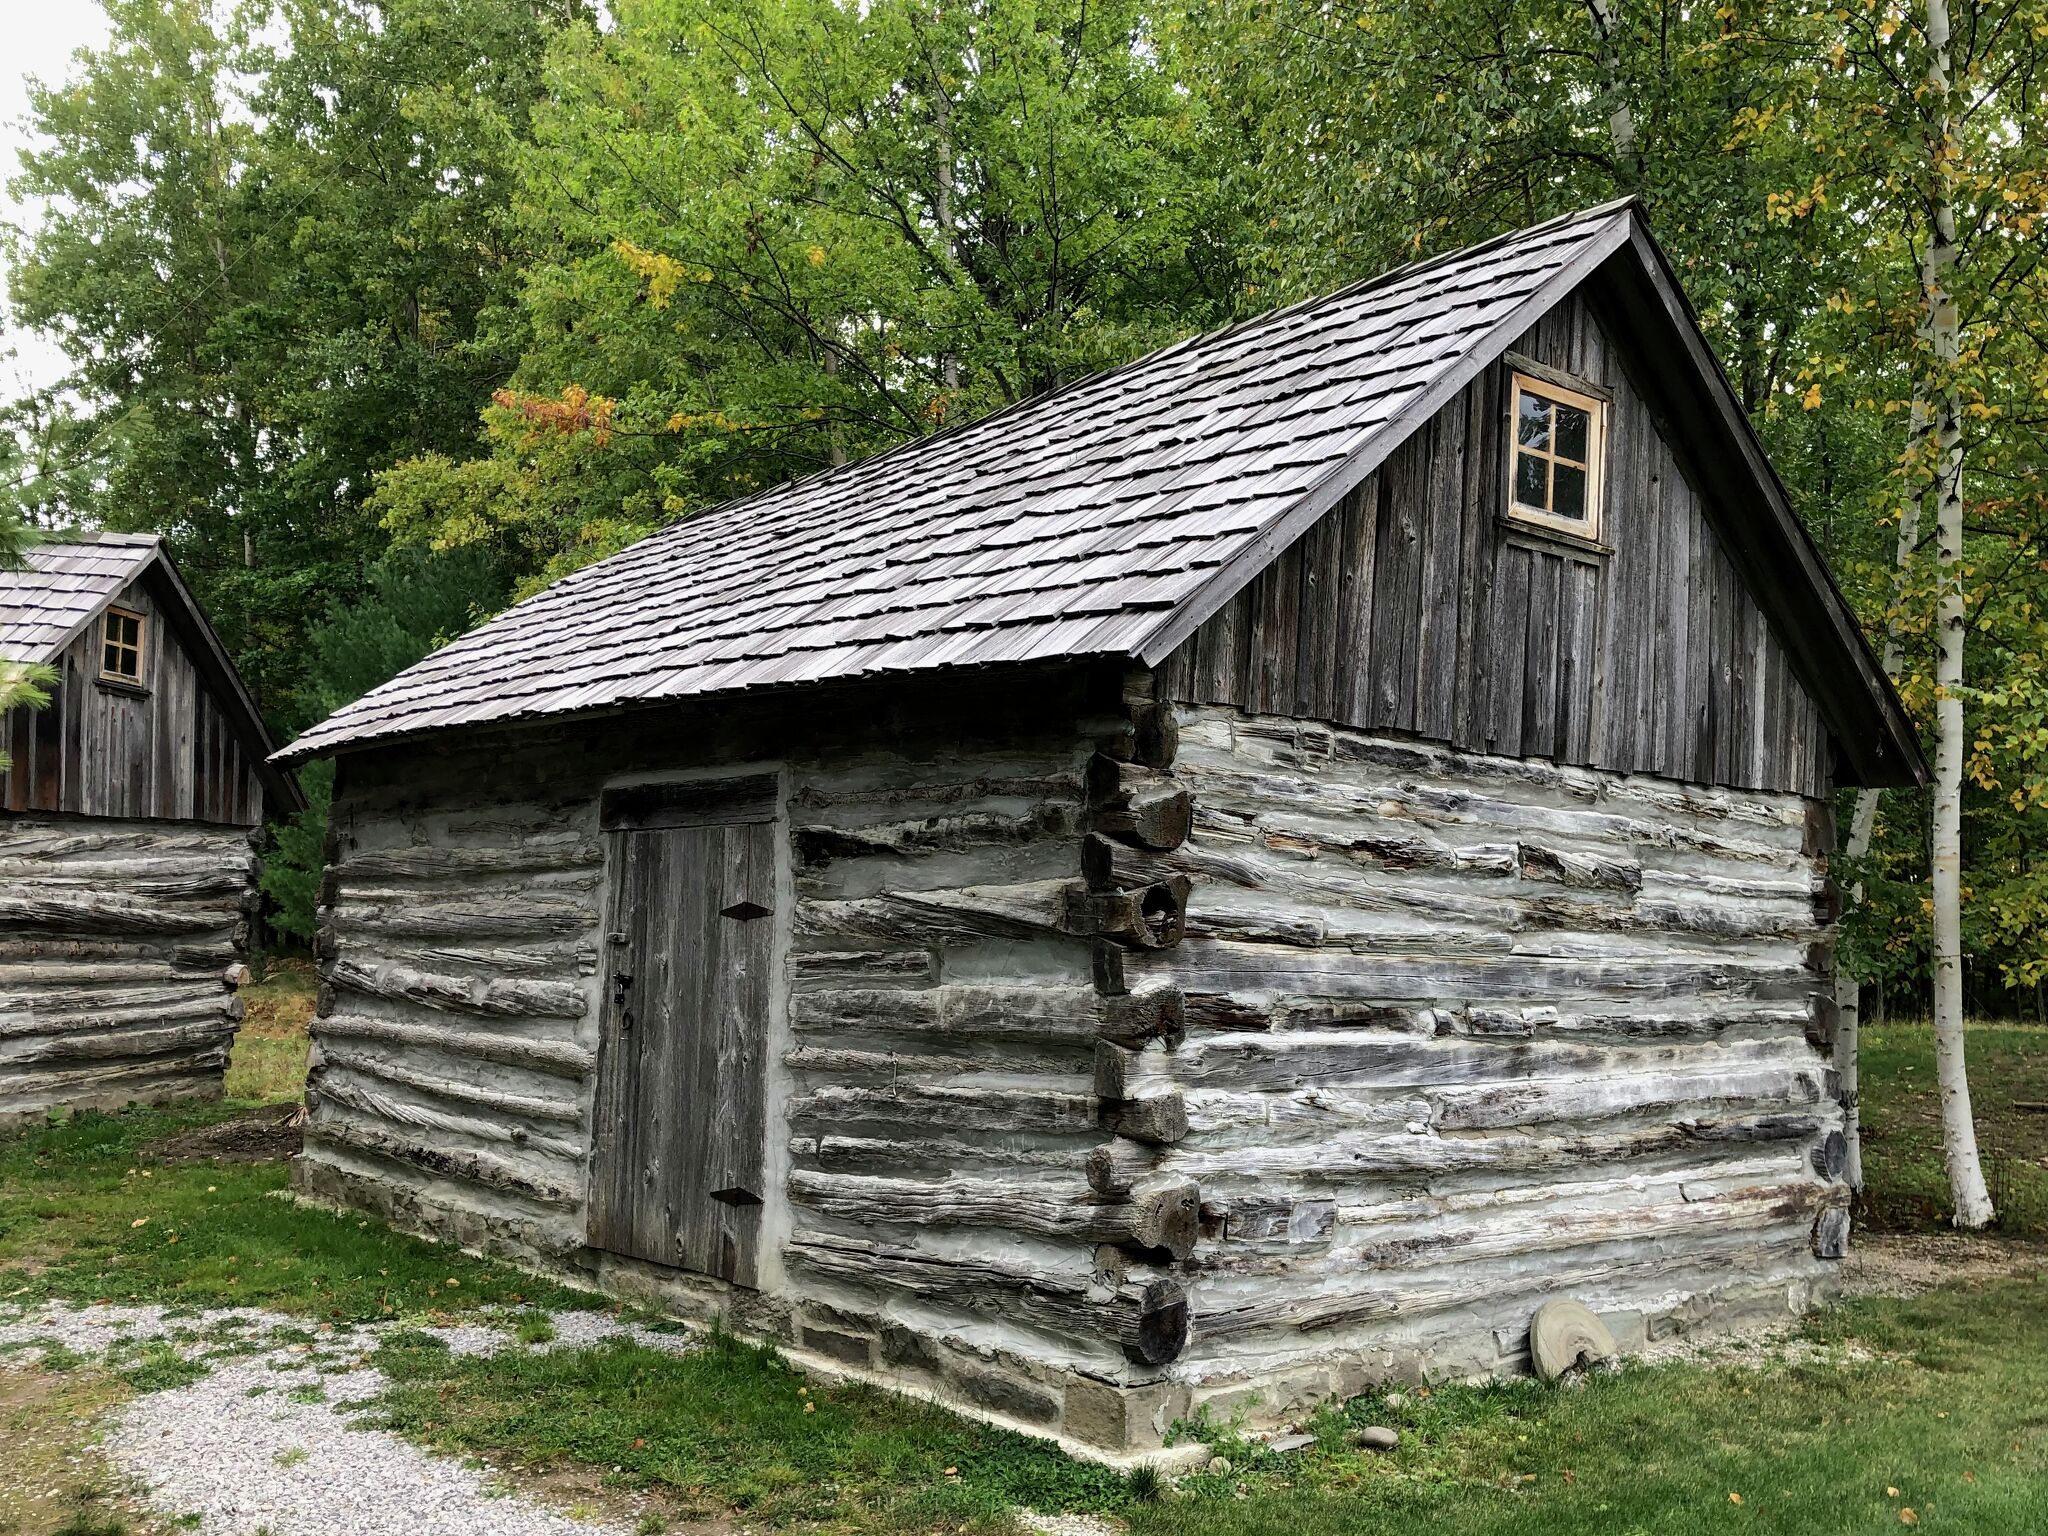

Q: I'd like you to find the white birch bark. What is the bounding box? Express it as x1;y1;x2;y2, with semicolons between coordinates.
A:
1581;0;1638;172
1833;394;1928;1192
1922;0;1995;1229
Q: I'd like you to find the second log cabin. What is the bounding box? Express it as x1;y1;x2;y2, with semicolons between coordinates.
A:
1;532;302;1128
277;201;1924;1455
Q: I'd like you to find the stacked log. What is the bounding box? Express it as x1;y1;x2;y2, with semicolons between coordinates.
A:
782;705;1197;1365
0;817;256;1128
300;793;601;1243
1123;702;1846;1395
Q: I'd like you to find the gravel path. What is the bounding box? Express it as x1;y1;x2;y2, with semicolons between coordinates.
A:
0;1301;696;1536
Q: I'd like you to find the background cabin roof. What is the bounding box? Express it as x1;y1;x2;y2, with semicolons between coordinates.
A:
0;531;161;661
280;201;1924;788
0;531;304;813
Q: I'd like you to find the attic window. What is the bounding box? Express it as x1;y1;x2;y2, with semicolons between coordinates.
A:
1509;374;1605;539
101;607;145;683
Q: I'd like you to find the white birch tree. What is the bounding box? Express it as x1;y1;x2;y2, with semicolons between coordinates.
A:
1919;0;1995;1229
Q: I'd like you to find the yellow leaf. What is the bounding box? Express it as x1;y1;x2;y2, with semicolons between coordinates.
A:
1901;1510;1919;1526
807;245;826;266
1730;1492;1744;1505
131;1217;148;1228
1889;1488;1900;1497
1802;383;1824;410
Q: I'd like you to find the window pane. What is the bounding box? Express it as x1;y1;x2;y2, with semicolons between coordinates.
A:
1515;451;1549;508
1516;392;1550;449
104;644;121;673
1555;403;1590;462
1552;462;1588;520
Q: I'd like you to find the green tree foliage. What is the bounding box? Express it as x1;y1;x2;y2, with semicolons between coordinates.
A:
6;0;575;706
260;542;508;939
11;0;2048;1008
371;0;1241;590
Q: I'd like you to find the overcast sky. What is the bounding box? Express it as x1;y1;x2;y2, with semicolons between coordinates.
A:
0;2;113;399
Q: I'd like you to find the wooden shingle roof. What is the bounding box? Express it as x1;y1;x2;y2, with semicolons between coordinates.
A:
281;201;1922;786
1;531;304;813
0;532;161;662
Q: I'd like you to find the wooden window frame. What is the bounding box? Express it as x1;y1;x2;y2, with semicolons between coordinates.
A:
99;606;146;685
1506;372;1607;542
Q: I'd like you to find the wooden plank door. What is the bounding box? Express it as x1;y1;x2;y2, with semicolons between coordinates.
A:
588;775;776;1286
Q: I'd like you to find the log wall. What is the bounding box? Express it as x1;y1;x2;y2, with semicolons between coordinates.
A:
293;668;1205;1450
294;666;1848;1454
0;813;257;1129
1115;700;1847;1420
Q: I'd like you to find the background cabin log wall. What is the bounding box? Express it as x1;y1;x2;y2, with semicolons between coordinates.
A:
1154;294;1833;800
0;814;256;1129
0;575;264;825
1119;702;1844;1418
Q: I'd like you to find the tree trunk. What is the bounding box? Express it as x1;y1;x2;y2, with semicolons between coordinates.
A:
1922;0;1994;1230
1834;395;1930;1192
933;76;960;395
1581;0;1638;178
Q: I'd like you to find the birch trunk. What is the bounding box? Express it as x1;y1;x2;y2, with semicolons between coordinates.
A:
932;56;960;395
1581;0;1638;175
1834;394;1931;1192
1922;0;1994;1229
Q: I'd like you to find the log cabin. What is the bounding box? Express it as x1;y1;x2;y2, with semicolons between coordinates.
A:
1;532;302;1129
277;201;1924;1456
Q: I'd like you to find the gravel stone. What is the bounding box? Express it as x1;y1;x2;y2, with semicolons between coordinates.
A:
0;1300;701;1535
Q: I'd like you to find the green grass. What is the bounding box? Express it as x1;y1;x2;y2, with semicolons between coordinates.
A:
222;959;318;1104
6;1069;2048;1534
1859;1021;2048;1236
366;1326;1130;1534
354;1277;2048;1536
0;1102;596;1323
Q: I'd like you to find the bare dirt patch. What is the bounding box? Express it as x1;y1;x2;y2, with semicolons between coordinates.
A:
1840;1229;2048;1298
0;1367;164;1536
139;1105;303;1165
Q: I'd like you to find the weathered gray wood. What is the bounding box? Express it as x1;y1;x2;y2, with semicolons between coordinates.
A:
326;955;588;1020
589;811;772;1286
786;1230;1189;1365
0;813;255;1126
1153;296;1838;798
304;1115;576;1208
787;1169;1200;1259
788;1082;1101;1136
1087;756;1193;850
791;983;1182;1048
313;1013;594;1078
0;563;273;825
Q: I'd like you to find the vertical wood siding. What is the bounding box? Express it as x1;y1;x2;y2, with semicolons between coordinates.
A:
0;577;264;826
1155;294;1833;799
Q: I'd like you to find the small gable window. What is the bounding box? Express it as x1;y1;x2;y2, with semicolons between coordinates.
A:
1509;373;1605;539
101;607;145;684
